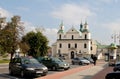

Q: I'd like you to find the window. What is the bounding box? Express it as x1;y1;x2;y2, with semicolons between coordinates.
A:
59;35;61;39
84;43;87;48
68;44;71;48
75;43;77;48
91;41;92;44
59;43;62;48
72;35;74;40
85;34;87;39
91;47;93;50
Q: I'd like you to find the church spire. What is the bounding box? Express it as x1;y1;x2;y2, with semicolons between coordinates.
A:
60;21;64;30
84;20;88;29
80;21;83;32
57;21;64;33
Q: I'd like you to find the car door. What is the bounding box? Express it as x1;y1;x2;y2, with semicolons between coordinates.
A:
14;58;22;75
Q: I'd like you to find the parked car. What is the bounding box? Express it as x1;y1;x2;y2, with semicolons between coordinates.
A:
37;56;70;71
71;57;90;65
9;56;48;77
83;57;94;63
113;62;120;72
105;71;120;79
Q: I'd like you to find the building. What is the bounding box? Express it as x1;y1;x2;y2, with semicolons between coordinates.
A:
52;21;97;59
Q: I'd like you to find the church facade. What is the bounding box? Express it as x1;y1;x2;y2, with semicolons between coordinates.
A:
52;22;97;59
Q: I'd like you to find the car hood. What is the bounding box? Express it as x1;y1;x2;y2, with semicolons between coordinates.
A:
56;61;69;65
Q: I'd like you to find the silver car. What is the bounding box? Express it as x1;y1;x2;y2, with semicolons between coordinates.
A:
71;57;90;65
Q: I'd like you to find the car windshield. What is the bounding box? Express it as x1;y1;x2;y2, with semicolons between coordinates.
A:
52;58;63;62
79;57;85;60
22;58;40;64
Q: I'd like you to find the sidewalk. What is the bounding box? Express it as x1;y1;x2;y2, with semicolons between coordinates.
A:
62;60;108;79
38;60;109;79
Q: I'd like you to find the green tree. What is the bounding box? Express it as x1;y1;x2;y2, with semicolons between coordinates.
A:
0;16;24;60
22;31;49;57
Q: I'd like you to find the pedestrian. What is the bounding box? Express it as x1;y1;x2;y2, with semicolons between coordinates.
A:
93;55;97;65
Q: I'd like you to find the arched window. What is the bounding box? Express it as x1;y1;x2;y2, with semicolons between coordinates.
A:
59;43;62;48
75;43;77;48
85;34;87;39
59;34;61;39
72;35;74;40
91;46;93;50
68;44;71;48
84;43;87;48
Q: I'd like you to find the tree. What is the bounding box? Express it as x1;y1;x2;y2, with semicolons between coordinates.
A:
0;16;24;60
22;31;49;57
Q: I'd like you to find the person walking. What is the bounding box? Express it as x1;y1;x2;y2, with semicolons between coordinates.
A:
91;54;97;65
93;55;97;65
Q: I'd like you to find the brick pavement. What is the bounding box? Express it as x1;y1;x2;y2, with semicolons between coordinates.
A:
91;66;113;79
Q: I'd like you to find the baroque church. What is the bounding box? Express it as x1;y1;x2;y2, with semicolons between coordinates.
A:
52;21;97;59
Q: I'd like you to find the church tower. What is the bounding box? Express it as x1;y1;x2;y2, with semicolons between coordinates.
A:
82;21;91;39
57;21;64;39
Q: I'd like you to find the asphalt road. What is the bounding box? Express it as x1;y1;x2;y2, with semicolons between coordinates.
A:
0;63;82;79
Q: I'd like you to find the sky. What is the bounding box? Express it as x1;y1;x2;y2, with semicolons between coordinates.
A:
0;0;120;46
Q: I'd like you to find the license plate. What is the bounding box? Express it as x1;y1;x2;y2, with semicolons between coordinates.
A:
36;71;43;73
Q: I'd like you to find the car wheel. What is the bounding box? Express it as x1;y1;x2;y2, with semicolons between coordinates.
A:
9;69;13;75
79;62;82;65
21;71;24;77
72;61;75;65
41;73;47;76
64;68;69;70
52;66;57;71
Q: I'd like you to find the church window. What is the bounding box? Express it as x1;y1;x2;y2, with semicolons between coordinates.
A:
91;41;92;44
59;43;62;48
72;35;74;40
91;46;93;50
75;43;77;48
84;43;87;48
68;44;71;48
59;35;61;39
85;34;87;39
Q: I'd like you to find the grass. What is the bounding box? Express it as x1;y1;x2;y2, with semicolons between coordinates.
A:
0;59;10;63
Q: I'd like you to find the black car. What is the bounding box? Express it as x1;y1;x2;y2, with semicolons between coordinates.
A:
113;62;120;72
37;56;70;71
9;56;48;77
105;71;120;79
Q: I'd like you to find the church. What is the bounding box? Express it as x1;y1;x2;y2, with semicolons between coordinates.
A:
52;21;97;59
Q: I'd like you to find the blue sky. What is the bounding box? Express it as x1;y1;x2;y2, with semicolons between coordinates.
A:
0;0;120;46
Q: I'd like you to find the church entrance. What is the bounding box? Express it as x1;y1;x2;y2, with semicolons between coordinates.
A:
71;51;74;59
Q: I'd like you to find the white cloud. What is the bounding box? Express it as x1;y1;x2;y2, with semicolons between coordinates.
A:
23;21;36;34
103;19;120;32
0;7;12;17
44;28;58;46
51;3;95;25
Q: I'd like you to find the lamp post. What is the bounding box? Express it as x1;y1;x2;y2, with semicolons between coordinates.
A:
111;33;117;44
